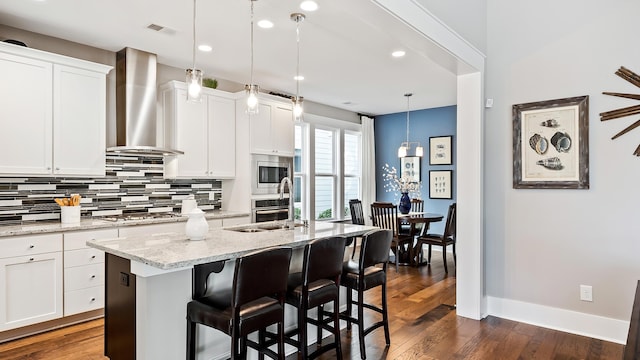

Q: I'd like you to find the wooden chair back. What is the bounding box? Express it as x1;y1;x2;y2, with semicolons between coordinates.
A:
370;202;400;237
443;203;456;239
349;199;365;225
410;198;424;213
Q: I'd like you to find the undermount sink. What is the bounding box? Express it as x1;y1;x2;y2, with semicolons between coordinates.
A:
227;222;303;233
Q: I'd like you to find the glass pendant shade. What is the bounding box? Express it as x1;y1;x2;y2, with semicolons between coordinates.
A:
292;96;304;120
398;93;423;158
186;69;203;101
245;84;259;114
186;0;202;102
398;145;408;158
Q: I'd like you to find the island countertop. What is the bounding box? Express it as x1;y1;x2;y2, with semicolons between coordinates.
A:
87;221;377;270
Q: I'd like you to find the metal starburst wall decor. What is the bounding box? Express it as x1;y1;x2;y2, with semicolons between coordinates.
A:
601;66;640;156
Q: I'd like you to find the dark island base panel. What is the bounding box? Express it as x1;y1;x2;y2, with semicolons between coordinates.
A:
105;253;136;360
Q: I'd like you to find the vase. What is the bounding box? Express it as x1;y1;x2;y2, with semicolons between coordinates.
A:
399;192;411;214
185;208;209;241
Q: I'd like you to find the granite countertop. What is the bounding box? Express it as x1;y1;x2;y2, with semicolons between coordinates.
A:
0;210;250;238
87;221;378;270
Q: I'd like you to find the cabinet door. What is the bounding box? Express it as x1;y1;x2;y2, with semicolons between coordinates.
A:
0;252;63;331
173;88;209;177
0;52;53;175
271;105;294;156
249;103;274;154
208;95;236;178
53;65;107;176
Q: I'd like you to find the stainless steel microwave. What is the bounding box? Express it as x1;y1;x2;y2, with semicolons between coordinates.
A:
251;155;293;195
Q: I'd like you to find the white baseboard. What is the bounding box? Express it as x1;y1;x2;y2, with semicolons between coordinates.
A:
487;296;629;344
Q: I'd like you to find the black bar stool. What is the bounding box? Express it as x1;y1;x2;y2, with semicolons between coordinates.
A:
285;236;346;359
339;229;393;359
186;247;292;360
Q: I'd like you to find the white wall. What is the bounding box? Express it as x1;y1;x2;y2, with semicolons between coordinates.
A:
485;0;640;341
416;0;487;53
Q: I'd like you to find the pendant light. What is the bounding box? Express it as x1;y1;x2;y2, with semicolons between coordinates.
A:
397;93;424;157
185;0;202;102
245;0;259;114
291;12;305;121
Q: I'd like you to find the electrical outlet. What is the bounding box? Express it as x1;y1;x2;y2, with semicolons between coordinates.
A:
580;285;593;302
120;272;130;287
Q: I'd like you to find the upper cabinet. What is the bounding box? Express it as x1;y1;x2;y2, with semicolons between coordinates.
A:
161;81;236;179
0;43;112;177
248;97;294;156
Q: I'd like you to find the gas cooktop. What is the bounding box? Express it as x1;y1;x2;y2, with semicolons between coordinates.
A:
99;212;183;222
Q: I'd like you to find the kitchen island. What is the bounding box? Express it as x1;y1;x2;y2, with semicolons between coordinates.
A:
87;221;377;360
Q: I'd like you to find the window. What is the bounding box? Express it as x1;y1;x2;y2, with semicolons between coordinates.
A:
343;132;361;217
293;125;305;220
315;128;335;219
294;115;361;221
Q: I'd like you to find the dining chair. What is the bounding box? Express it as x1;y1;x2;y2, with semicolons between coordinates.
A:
186;247;292;359
348;199;366;259
416;203;456;272
339;229;393;359
370;202;413;271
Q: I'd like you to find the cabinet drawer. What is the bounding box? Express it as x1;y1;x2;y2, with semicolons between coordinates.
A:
0;233;62;259
64;228;118;250
64;286;104;316
64;248;104;268
64;263;104;291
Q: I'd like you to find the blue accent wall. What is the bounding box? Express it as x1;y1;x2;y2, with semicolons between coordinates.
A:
374;105;456;233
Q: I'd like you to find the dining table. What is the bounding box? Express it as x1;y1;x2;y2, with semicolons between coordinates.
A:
397;212;444;265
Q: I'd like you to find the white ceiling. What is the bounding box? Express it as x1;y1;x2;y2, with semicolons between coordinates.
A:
0;0;457;116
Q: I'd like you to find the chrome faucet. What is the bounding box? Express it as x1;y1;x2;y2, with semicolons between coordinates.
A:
279;177;294;227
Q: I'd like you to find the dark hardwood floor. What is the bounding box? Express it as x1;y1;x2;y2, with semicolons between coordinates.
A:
0;252;624;359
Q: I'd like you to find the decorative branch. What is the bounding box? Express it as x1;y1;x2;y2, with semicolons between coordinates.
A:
599;104;640;121
612;119;640;140
634;144;640;156
615;66;640;88
602;92;640;101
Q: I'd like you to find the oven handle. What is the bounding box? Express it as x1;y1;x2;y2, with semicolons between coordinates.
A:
255;209;289;215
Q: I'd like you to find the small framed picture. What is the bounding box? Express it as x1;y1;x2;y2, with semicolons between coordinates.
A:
400;156;420;182
429;136;453;165
429;170;452;199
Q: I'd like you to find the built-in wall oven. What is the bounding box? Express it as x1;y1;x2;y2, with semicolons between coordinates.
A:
251;155;293;223
251;197;290;223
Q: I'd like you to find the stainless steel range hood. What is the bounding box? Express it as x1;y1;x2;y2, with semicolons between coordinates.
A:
107;47;183;156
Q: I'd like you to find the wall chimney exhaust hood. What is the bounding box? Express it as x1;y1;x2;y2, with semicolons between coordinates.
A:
107;47;183;156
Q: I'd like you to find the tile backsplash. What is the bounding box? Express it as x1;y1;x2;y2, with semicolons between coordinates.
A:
0;154;222;224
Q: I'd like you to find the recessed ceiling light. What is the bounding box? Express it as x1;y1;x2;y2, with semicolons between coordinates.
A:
257;19;274;29
392;50;406;58
300;1;318;11
294;75;304;81
198;44;212;52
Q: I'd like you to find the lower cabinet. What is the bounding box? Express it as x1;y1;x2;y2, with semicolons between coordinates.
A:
62;229;115;316
0;234;63;331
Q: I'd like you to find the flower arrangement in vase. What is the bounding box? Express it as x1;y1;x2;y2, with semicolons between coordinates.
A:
382;163;422;213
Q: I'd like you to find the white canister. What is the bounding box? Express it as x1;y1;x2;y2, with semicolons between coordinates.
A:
185;208;209;241
61;206;81;224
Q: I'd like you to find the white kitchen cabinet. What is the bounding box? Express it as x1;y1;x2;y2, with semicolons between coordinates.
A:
0;234;63;331
53;64;108;176
161;81;236;179
249;97;294;156
62;228;115;316
0;42;111;177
